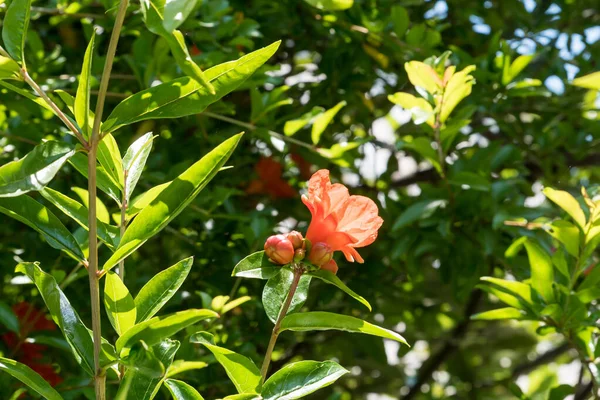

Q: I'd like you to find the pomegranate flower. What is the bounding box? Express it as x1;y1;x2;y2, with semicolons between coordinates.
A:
264;234;295;265
302;170;383;263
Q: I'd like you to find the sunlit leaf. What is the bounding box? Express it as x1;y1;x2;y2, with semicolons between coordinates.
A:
164;379;205;400
1;0;32;62
104;271;137;335
231;251;280;279
0;357;63;400
74;33;95;139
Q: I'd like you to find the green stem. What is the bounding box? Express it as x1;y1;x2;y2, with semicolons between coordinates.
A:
260;267;303;381
21;69;88;147
87;1;129;398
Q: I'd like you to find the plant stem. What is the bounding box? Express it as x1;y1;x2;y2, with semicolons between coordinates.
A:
87;1;129;398
260;267;303;381
21;69;88;147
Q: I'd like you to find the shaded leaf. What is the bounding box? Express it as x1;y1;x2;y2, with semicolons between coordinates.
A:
263;269;311;323
1;0;32;62
74;33;95;139
0;357;63;400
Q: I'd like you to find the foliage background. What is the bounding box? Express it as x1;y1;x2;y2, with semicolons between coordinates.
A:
1;0;600;398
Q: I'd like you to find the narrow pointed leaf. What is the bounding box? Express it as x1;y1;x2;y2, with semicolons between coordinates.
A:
190;332;261;394
163;0;198;32
263;269;311;323
0;196;85;261
311;101;346;144
308;269;371;311
479;277;536;311
232;251;280;279
262;360;348;400
524;240;555;303
0;81;52;112
471;307;530;321
69;152;122;205
104;271;137;335
135;257;193;322
164;379;205;400
74;33;95;139
15;262;95;376
40;187;119;250
166;361;208;378
0;357;63;400
543;188;586;230
123;132;154;202
165;30;214;93
103;134;242;271
279;312;408;345
102;42;280;133
116;309;218;352
2;0;32;62
97;133;124;189
0;141;75;197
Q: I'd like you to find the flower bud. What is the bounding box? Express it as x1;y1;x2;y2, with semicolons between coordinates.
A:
321;259;339;275
286;231;305;249
264;234;294;265
294;248;305;262
308;242;333;266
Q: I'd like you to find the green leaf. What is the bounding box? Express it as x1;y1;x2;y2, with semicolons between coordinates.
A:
524;240;555;303
120;341;166;378
162;0;199;32
0;141;75;197
104;271;137;335
0;81;52;112
190;332;261;394
97;134;124;190
71;186;111;224
123;132;154;202
572;71;600;90
0;196;85;261
390;6;409;39
471;307;529;321
116;339;179;400
302;0;353;11
0;302;19;333
102;42;280;134
576;287;600;304
440;65;476;122
1;0;32;63
165;31;214;93
502;54;534;85
221;395;261;400
231;251;280;279
74;33;95;139
401;137;441;173
308;269;371;311
116;309;218;353
221;296;252;315
0;55;21;80
0;357;63;400
311;101;346;145
166;361;208;378
448;171;490;192
543;188;586;231
479;277;536;311
546;220;580;257
40;187;119;250
405;61;441;95
15;262;95;376
126;182;170;219
69;152;122;205
135;257;193;322
279;312;408;345
262;360;348;400
103;134;242;271
388;92;434;126
392;199;447;231
263;269;312;323
283;107;323;136
165;379;205;400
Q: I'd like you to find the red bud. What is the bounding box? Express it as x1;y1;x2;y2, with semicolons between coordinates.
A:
264;235;295;265
308;242;333;266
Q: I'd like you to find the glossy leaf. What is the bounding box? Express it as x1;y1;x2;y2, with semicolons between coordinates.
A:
279;312;408;345
121;341;166;378
69;152;122;205
123;132;154;202
104;271;137;335
135;257;193;322
116;309;218;352
0;55;21;80
311;101;346;144
15;262;95;376
102;42;280;133
262;360;348;400
74;33;95;139
103;134;242;271
231;251;280;279
1;0;32;62
0;141;75;197
0;196;85;261
543;187;586;230
163;0;198;32
126;182;170;219
71;186;111;224
0;302;19;333
97;134;124;190
0;357;63;400
190;332;261;394
262;269;312;323
40;187;119;250
524;240;555;303
546;220;580;257
308;269;371;311
471;307;529;321
165;379;204;400
166;360;208;378
116;339;179;400
302;0;353;11
480;277;536;311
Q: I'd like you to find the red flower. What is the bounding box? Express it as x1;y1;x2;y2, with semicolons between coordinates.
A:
1;302;62;386
247;157;295;199
303;170;383;263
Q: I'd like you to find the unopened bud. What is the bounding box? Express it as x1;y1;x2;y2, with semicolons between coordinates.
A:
308;242;333;266
264;234;294;265
294;248;305;262
286;231;304;250
321;259;339;275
